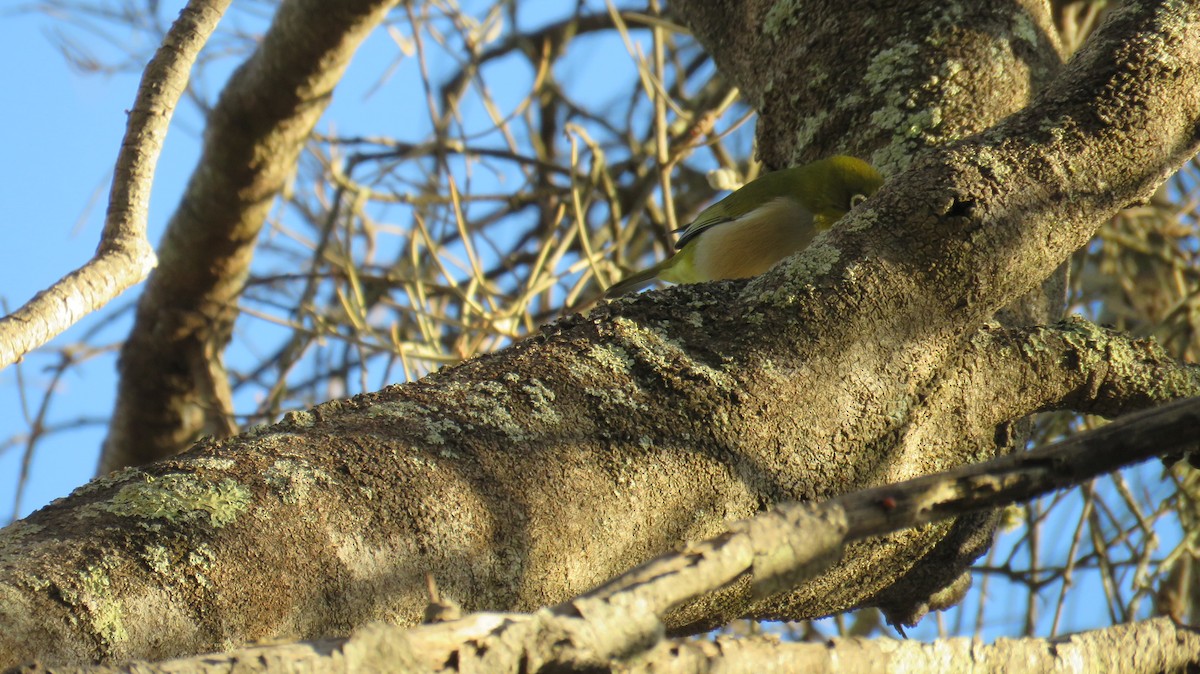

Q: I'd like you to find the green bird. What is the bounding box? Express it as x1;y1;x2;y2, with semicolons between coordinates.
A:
606;155;884;297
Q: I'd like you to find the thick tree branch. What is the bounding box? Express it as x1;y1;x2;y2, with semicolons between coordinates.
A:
895;317;1200;469
728;0;1200;363
99;0;400;473
847;0;1200;329
672;0;1066;171
957;317;1200;420
22;395;1200;673
0;0;228;370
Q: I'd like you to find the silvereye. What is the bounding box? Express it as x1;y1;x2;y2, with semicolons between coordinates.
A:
605;155;883;297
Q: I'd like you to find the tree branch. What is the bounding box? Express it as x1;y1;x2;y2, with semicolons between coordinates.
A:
958;317;1200;420
25;617;1200;673
24;395;1200;673
99;0;400;472
0;0;229;370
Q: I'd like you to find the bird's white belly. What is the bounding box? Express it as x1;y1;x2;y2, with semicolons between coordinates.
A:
691;197;816;281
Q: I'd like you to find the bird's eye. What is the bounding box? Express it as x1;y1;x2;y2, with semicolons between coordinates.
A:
849;193;869;208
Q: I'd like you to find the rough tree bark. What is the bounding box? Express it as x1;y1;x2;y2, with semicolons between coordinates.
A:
15;392;1200;673
2;0;1199;668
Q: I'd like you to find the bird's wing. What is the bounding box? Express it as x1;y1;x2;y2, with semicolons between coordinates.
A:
673;210;735;250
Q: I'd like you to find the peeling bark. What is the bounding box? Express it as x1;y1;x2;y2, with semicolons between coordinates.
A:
19;616;1200;673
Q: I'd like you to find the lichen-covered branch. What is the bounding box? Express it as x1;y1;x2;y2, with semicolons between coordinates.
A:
656;616;1200;674
951;317;1200;420
24;396;1200;673
671;0;1065;171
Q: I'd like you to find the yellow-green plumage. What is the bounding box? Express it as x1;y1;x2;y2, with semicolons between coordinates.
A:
606;155;883;297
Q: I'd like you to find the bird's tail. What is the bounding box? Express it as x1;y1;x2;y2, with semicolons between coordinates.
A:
604;265;664;298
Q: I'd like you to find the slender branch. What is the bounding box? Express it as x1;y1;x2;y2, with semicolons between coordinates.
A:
0;0;230;370
29;618;1200;673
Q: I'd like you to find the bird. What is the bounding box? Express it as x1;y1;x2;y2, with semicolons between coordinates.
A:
605;155;884;297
